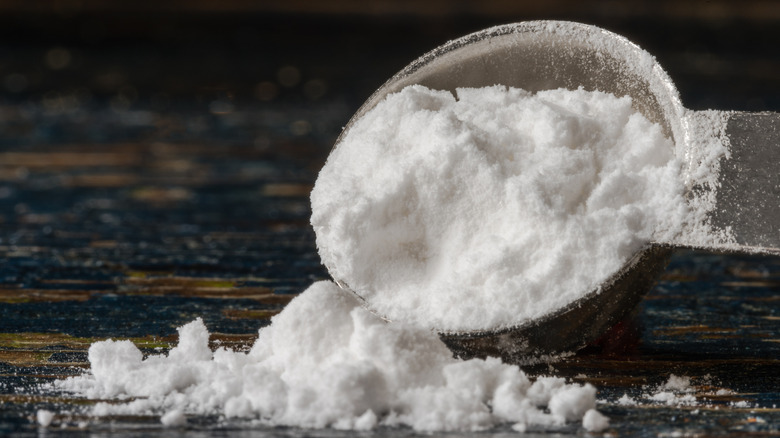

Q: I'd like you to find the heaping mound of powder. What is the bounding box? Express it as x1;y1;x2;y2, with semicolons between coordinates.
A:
311;85;687;331
56;281;602;431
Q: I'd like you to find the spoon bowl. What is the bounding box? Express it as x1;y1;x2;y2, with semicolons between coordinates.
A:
330;21;780;360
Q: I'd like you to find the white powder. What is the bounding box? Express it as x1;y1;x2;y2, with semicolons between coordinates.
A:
613;375;749;410
160;409;187;427
36;409;54;427
56;281;605;431
649;374;697;406
649;391;697;407
311;85;688;331
645;374;699;406
616;393;637;406
582;408;610;432
678;110;734;247
662;374;692;392
54;84;717;432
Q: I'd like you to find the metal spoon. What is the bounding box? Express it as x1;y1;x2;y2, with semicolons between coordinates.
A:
331;21;780;362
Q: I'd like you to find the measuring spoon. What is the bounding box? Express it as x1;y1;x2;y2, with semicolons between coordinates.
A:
332;21;780;361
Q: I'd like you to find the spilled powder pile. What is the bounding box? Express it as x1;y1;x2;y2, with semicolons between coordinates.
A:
56;281;606;432
312;85;688;331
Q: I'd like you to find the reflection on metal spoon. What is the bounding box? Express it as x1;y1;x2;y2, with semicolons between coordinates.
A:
331;21;780;361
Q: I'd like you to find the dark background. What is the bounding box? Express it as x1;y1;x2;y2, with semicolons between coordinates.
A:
1;0;780;115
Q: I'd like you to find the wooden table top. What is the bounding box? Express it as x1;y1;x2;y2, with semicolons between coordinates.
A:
0;10;778;436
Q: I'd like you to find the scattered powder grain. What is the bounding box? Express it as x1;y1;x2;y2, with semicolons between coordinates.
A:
620;374;745;409
160;409;187;427
36;409;54;427
616;393;637;406
662;374;692;392
582;408;610;432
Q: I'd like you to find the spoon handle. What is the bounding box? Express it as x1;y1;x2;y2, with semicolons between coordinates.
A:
709;111;780;254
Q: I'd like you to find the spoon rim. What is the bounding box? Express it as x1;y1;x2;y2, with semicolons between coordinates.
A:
338;20;687;151
326;20;687;342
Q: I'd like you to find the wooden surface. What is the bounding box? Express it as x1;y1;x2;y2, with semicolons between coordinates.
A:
0;10;779;436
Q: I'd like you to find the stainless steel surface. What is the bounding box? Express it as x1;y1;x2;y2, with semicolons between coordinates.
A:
711;112;780;253
331;21;780;359
339;21;685;146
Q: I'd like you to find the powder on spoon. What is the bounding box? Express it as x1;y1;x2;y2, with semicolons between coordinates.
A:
311;84;688;332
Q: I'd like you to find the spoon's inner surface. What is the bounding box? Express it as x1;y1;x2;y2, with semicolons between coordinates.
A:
319;21;691;356
344;22;685;150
